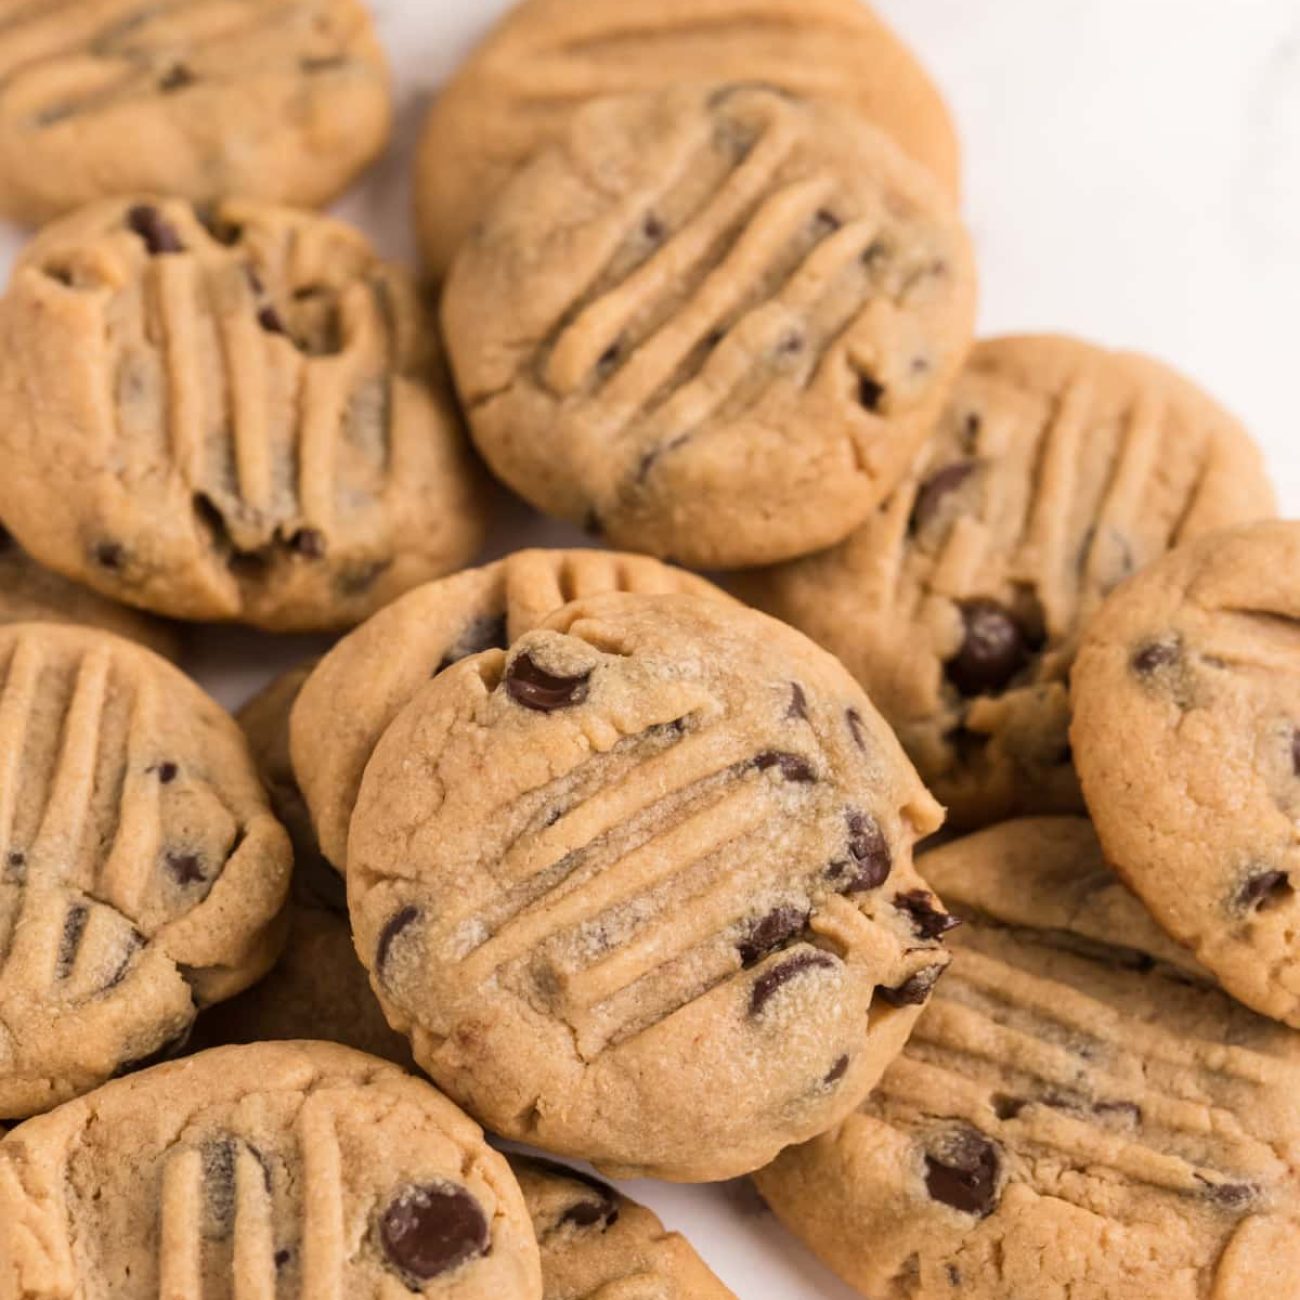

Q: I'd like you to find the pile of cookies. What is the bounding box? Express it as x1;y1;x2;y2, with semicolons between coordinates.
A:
0;2;1294;1297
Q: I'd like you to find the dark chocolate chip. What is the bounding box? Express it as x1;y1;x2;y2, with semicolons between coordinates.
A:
857;373;886;412
846;708;868;752
749;951;838;1016
127;204;184;255
992;1094;1026;1121
910;462;976;533
877;961;946;1007
287;527;326;559
924;1130;1001;1217
165;852;206;886
94;541;125;570
559;1192;620;1231
435;614;509;675
787;682;809;721
379;1183;490;1282
829;810;892;893
824;1055;850;1085
506;653;591;712
56;904;88;979
1236;870;1292;912
258;304;287;335
376;905;419;979
154;761;179;784
158;64;195;92
753;751;816;782
945;599;1030;697
274;1248;293;1269
894;890;961;940
1131;640;1179;676
738;906;810;967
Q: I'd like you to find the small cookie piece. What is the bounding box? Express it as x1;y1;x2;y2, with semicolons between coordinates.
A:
514;1156;736;1299
292;548;735;870
442;83;976;569
739;336;1275;826
0;622;291;1120
1072;520;1300;1027
756;818;1300;1300
0;1042;543;1298
0;0;391;225
348;592;949;1180
0;526;180;660
415;0;960;275
0;196;487;630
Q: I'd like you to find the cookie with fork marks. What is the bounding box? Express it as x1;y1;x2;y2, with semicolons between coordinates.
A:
442;83;976;569
0;1041;542;1298
348;592;950;1180
755;817;1300;1300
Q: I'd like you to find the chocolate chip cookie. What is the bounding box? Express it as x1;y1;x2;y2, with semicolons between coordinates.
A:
442;83;976;569
0;1041;543;1297
0;622;291;1120
0;196;487;630
1072;520;1300;1027
0;526;180;660
415;0;960;276
348;592;950;1180
292;548;734;870
0;0;392;225
739;335;1275;826
756;817;1300;1299
514;1156;736;1299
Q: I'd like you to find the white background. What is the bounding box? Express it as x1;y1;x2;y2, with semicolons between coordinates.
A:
1;3;1297;1293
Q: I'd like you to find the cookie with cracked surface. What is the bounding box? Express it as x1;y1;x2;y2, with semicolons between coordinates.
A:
348;591;949;1180
513;1156;736;1299
415;0;959;276
0;0;391;226
0;196;487;630
1072;520;1300;1027
755;817;1300;1300
0;525;180;660
442;83;976;569
739;335;1275;826
292;548;735;871
0;1041;543;1298
0;622;291;1121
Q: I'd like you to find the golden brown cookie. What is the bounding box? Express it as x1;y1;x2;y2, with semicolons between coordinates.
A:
348;592;949;1180
442;83;976;569
0;0;392;225
415;0;960;275
739;335;1275;826
0;196;487;630
291;548;735;870
0;622;291;1120
756;818;1300;1300
0;1042;543;1297
1072;520;1300;1027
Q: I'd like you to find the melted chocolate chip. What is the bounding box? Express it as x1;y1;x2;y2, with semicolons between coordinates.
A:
154;761;179;783
877;961;946;1007
749;951;838;1016
894;890;961;940
788;682;809;721
945;600;1030;697
506;653;591;712
165;852;206;886
1236;870;1292;912
924;1130;1001;1217
753;751;816;782
857;373;886;412
94;541;125;570
127;204;184;255
829;810;892;893
738;906;810;967
824;1055;850;1085
1131;640;1179;676
379;1183;489;1281
287;527;325;559
846;708;868;752
274;1248;292;1269
910;462;976;533
376;905;419;979
258;304;287;335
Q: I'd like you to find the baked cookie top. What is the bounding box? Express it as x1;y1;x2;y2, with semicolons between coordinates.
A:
291;548;734;870
442;83;975;569
740;335;1274;826
0;1041;543;1298
756;817;1300;1300
347;592;949;1180
1072;520;1300;1027
0;621;290;1120
0;195;487;630
0;0;392;225
415;0;959;275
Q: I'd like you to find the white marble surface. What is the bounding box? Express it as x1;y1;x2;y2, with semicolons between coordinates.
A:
1;4;1297;1294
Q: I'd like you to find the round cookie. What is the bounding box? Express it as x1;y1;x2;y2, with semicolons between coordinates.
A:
347;591;950;1180
0;195;487;630
756;817;1300;1300
442;83;976;569
292;548;736;870
0;0;391;226
738;335;1275;826
513;1156;736;1299
0;1041;543;1298
0;622;291;1120
0;526;180;660
1071;520;1300;1027
415;0;959;277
